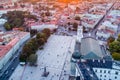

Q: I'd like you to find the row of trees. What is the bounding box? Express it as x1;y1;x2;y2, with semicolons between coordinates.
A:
108;34;120;60
73;22;78;31
2;11;38;30
19;28;51;66
67;16;80;31
67;22;78;31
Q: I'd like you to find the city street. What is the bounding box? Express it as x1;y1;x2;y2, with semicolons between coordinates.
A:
91;1;116;39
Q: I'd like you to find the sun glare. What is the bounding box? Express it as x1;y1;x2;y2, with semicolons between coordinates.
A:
58;0;79;3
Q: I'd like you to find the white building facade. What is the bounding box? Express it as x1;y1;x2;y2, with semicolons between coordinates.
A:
0;32;30;70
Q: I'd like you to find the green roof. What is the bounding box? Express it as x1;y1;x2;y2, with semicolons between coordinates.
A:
81;37;103;59
83;51;100;59
72;51;81;59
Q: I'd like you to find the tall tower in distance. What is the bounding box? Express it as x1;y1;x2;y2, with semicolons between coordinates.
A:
77;26;83;43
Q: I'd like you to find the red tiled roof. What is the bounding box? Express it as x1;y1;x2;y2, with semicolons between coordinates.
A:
0;31;29;59
0;38;19;58
0;38;3;42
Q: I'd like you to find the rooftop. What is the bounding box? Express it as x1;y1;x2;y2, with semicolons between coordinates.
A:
72;51;81;59
0;31;29;59
81;37;104;59
31;24;58;31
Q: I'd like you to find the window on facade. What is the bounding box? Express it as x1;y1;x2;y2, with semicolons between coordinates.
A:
98;60;100;62
100;70;102;73
115;76;117;79
93;59;94;62
108;71;110;73
104;70;106;73
109;79;111;80
95;69;97;72
103;60;105;63
100;75;102;77
115;71;118;75
104;75;106;77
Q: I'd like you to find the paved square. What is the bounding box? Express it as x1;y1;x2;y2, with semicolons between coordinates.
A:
9;35;76;80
